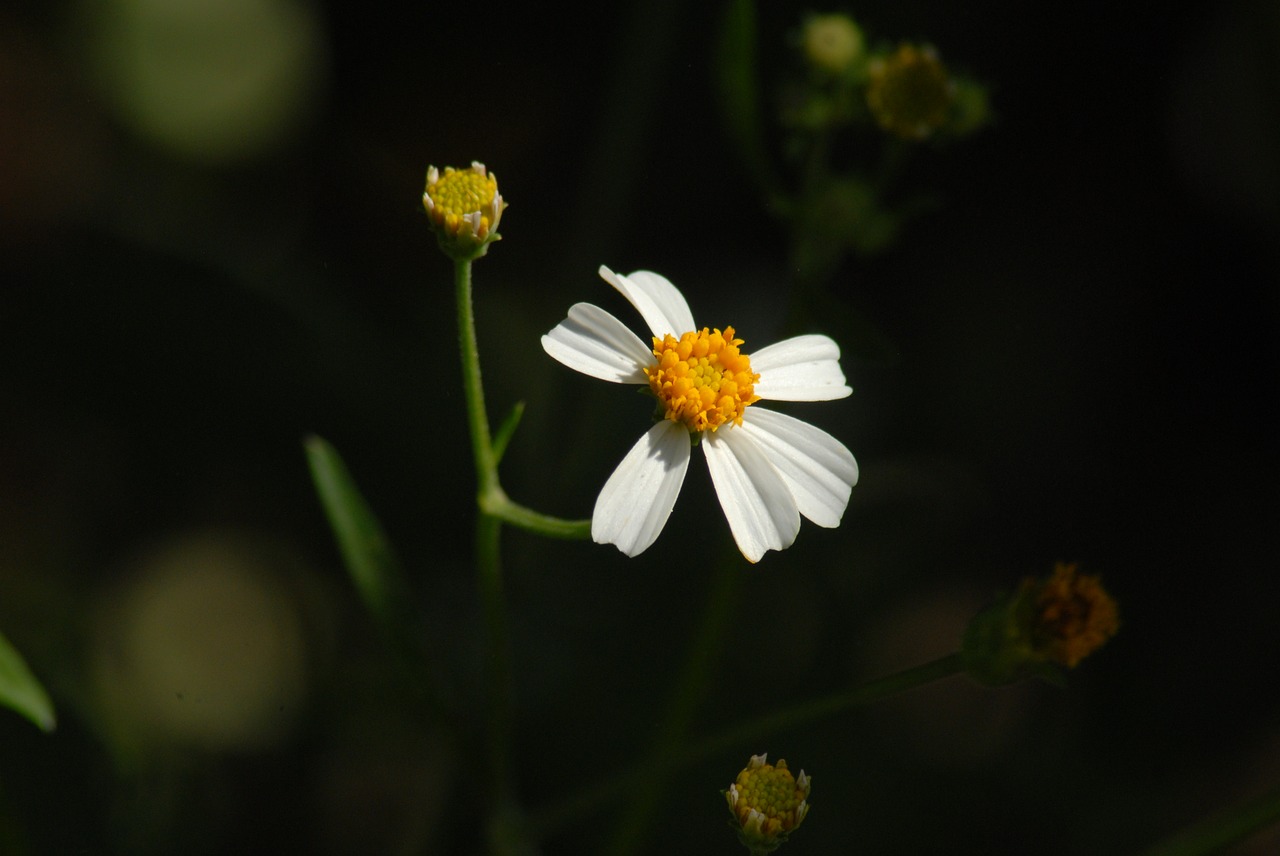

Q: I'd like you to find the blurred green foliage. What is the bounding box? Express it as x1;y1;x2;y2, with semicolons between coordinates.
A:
0;631;55;733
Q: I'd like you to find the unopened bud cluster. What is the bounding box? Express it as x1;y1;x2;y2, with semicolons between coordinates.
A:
791;13;987;141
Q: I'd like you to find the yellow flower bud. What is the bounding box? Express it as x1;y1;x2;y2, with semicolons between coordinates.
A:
422;161;507;259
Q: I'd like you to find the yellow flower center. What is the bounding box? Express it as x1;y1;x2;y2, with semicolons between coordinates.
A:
425;168;497;237
645;326;760;432
732;760;808;838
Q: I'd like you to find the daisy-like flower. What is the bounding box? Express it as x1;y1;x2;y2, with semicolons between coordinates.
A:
541;266;858;563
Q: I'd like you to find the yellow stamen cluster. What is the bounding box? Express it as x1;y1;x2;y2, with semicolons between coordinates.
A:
422;162;506;256
866;44;955;140
645;327;759;433
1027;562;1120;668
725;754;810;850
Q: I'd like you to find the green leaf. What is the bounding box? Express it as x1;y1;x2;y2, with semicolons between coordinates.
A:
0;630;55;732
304;435;408;631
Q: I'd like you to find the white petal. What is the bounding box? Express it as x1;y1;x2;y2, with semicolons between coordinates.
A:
541;303;652;383
593;421;692;556
740;408;857;528
599;266;696;339
703;428;800;563
751;334;852;401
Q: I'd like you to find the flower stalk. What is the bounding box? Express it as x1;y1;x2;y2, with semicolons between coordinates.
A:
452;254;592;801
455;256;499;495
439;172;589;818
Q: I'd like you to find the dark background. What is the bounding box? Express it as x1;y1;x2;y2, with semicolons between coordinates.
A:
3;0;1278;853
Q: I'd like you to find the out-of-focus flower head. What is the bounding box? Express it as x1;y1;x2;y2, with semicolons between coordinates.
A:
801;13;865;76
963;561;1120;685
865;44;956;140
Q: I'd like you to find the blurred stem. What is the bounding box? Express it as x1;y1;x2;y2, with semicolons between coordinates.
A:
715;0;789;217
533;652;963;838
604;558;741;856
1138;782;1280;856
790;124;836;299
696;653;962;759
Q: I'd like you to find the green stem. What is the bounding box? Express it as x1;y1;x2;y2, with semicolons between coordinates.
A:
455;254;590;811
476;511;511;802
1138;782;1280;856
455;256;514;810
482;491;592;539
455;258;499;495
533;652;964;838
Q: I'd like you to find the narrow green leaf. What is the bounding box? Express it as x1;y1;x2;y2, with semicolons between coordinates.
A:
491;401;525;466
0;630;55;732
304;435;408;631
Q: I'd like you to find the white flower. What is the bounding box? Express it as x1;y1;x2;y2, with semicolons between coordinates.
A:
541;266;858;563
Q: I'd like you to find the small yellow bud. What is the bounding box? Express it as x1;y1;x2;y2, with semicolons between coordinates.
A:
724;754;810;854
866;44;955;140
801;14;865;76
422;161;508;259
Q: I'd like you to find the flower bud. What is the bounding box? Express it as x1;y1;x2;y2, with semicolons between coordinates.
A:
422;161;507;259
724;753;810;854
